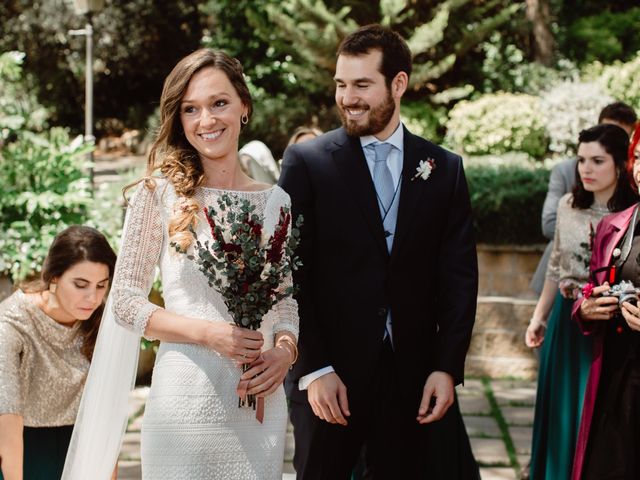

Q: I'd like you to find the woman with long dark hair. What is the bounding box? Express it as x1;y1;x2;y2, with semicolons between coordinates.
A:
571;124;640;479
525;124;637;479
0;226;116;479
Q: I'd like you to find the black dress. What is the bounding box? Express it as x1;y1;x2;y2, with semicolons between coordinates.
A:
583;229;640;480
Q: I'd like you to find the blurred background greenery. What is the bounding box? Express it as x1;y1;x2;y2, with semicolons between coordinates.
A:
1;0;639;278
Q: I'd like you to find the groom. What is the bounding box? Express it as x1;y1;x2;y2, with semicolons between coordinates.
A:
279;24;478;479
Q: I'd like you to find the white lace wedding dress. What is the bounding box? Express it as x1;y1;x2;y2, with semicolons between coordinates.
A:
111;179;299;479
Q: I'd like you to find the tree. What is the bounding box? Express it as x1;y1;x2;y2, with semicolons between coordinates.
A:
0;0;203;134
526;0;555;66
207;0;523;152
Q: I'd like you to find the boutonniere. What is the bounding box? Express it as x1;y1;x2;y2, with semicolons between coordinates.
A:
411;158;436;181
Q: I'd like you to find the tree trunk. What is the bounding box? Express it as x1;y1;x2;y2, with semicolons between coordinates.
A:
526;0;555;66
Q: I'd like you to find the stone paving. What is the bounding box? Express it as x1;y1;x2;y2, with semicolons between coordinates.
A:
117;378;535;480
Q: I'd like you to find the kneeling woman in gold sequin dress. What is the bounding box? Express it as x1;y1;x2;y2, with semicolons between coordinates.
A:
0;226;116;480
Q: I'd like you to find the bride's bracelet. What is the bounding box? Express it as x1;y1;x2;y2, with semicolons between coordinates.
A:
276;338;298;367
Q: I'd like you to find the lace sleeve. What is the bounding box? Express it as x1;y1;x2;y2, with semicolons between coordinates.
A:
272;273;299;340
265;187;299;339
111;182;163;337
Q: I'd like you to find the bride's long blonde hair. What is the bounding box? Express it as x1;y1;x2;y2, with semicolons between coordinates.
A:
125;49;253;251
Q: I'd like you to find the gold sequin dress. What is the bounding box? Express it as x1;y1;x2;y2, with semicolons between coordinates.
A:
0;290;89;426
0;289;89;480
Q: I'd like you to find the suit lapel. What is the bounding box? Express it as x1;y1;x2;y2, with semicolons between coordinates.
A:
331;130;389;258
390;128;430;261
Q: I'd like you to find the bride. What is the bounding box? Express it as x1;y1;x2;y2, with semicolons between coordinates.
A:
62;49;299;480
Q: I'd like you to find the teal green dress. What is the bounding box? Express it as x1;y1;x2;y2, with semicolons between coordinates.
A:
530;294;592;479
529;195;609;479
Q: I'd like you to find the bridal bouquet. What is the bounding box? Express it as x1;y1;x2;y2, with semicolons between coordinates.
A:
172;193;302;416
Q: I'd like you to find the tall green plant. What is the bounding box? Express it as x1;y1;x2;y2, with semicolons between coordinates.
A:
0;51;94;280
0;129;93;280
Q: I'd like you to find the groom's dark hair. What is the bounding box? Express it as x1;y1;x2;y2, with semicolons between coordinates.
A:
337;24;412;88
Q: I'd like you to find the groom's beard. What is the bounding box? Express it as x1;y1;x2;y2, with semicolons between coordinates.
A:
338;90;396;137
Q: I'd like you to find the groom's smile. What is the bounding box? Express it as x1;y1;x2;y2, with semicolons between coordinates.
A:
334;49;401;140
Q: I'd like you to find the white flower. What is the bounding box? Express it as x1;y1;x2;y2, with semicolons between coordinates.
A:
412;159;435;181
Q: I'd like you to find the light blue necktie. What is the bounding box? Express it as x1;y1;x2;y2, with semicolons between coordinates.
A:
370;142;394;213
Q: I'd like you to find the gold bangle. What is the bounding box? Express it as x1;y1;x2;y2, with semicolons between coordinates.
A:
276;337;298;366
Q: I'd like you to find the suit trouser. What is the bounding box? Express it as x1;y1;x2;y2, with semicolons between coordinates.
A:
289;341;479;480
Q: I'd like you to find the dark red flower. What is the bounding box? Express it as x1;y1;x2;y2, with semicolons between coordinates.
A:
266;208;290;264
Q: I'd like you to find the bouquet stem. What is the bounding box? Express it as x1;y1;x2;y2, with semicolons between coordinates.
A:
238;364;257;410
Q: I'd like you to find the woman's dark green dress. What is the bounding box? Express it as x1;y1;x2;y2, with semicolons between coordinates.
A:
529;196;609;479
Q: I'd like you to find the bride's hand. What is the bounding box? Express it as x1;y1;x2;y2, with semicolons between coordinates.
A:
203;322;263;364
239;345;294;398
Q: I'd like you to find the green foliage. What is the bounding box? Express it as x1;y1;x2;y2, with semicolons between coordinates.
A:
0;50;125;281
445;93;548;158
598;52;640;115
466;162;549;245
562;8;640;65
173;194;302;328
1;0;203;134
0;51;48;140
479;32;578;95
0;129;93;280
400;100;446;143
201;0;337;156
200;0;523;152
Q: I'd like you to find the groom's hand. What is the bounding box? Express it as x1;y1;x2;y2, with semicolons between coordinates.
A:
417;371;454;424
307;372;350;426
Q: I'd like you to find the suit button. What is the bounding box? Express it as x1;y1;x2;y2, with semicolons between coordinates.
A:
378;307;387;317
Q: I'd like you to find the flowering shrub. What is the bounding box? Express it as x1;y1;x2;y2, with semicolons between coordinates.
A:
540;81;614;156
445;93;548;158
599;52;640;115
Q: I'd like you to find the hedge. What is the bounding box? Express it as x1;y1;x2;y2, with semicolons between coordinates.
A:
466;162;550;245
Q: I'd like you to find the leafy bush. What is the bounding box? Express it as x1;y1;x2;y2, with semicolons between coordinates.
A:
598;52;640;115
0;50;99;281
563;8;640;65
445;93;548;158
540;81;614;156
479;32;579;95
466;161;549;245
0;129;93;280
401;100;446;144
0;51;48;140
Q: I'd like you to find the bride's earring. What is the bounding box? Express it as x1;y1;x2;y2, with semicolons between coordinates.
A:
47;282;60;310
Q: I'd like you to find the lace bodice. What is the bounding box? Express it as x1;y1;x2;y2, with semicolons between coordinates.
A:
547;193;611;285
110;178;299;341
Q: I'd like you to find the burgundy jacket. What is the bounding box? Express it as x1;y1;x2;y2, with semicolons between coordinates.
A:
571;203;637;480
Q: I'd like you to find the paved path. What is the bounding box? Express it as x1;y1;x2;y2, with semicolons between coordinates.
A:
118;378;534;479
